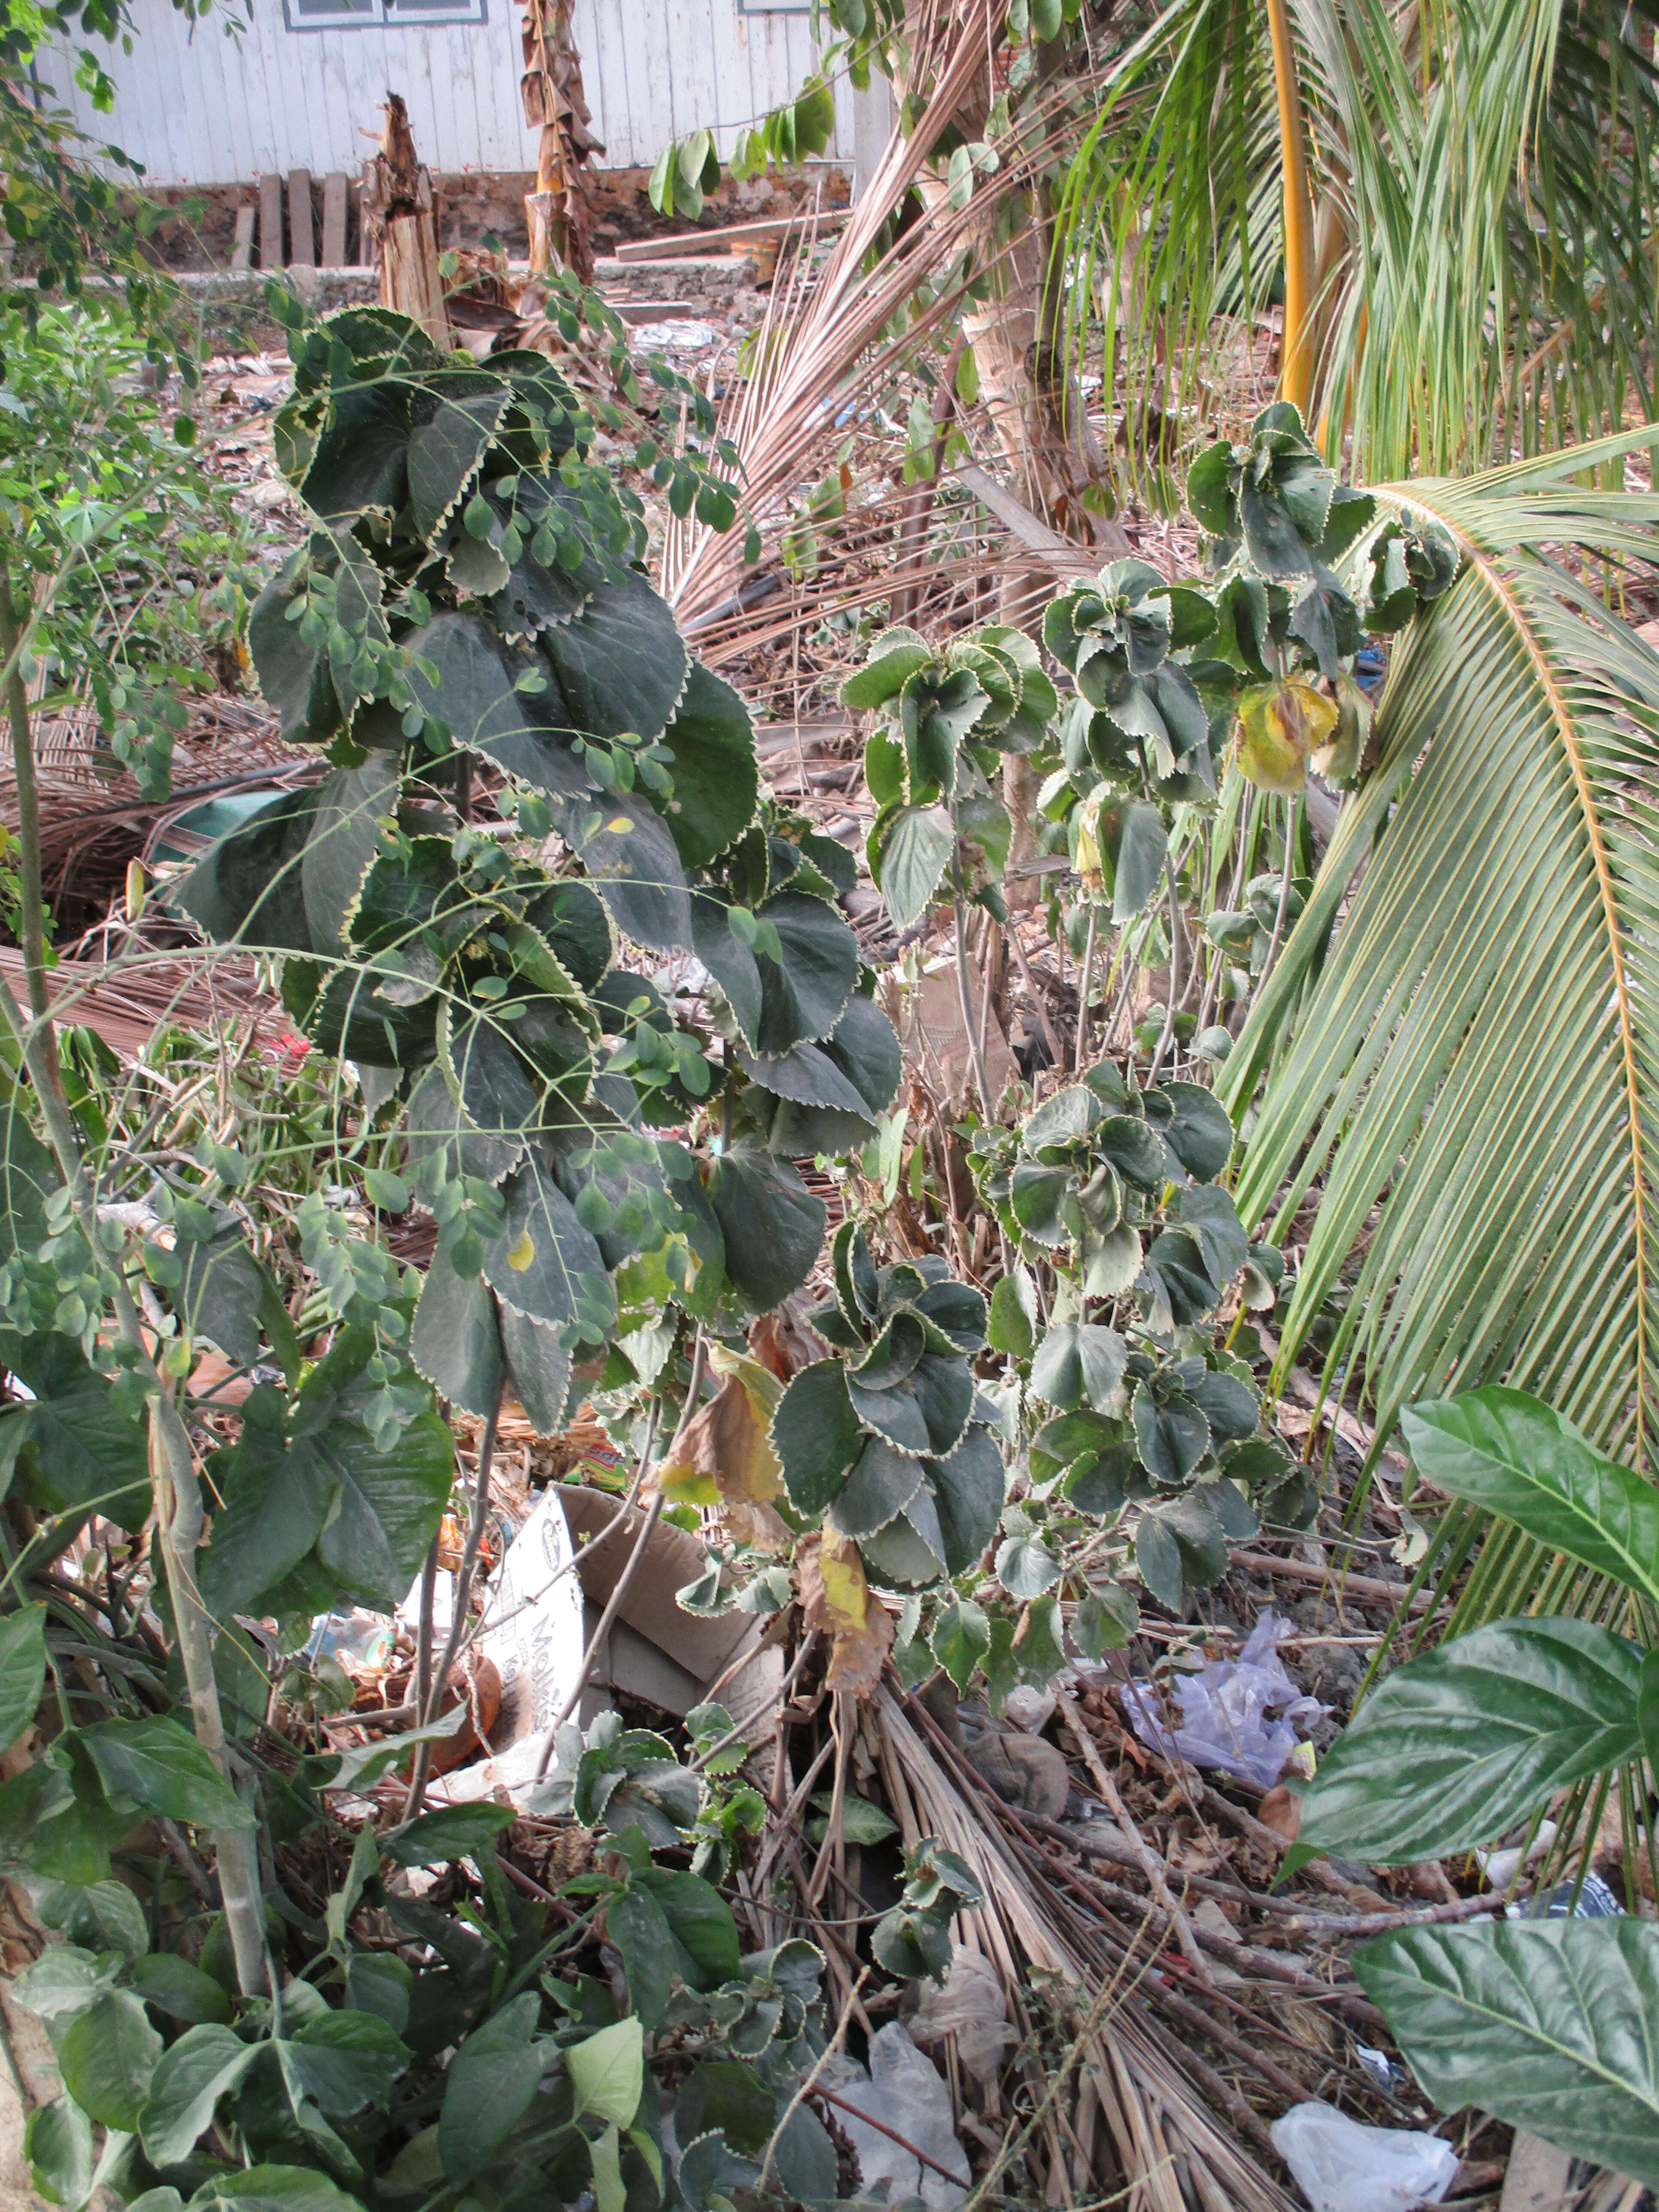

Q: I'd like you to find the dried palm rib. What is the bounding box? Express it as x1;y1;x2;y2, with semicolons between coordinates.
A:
873;1685;1304;2212
520;0;603;283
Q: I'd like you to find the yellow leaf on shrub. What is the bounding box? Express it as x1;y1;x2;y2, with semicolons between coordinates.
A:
1310;673;1370;786
1234;681;1335;795
800;1528;894;1697
652;1346;790;1547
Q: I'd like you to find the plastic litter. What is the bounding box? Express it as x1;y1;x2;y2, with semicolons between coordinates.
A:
907;1947;1015;2088
1118;1612;1324;1788
820;2024;970;2212
1000;1684;1058;1735
1270;2103;1458;2212
1352;2044;1409;2096
305;1608;397;1672
1476;1818;1556;1892
1538;1868;1623;1919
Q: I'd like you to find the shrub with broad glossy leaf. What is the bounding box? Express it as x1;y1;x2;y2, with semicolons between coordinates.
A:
1296;1386;1659;2185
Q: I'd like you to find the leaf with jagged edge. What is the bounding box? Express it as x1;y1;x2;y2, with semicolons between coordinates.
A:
488;477;607;639
282;956;439;1070
301;760;399;956
403;1062;525;1187
848;1351;975;1461
406;379;511;543
659;662;760;868
770;1359;864;1516
496;1298;572;1437
248;546;340;748
828;1433;926;1543
538;1079;668;1273
840;625;932;711
873;802;954;929
710;1140;825;1311
482;1149;614;1343
752;993;902;1155
951;640;1019;732
290;304;442;400
404;611;544;755
327;541;393;734
740;990;899;1112
861;1492;948;1588
519;878;615;992
753;889;859;1053
438;1004;543;1162
468;656;693;954
930;1424;1006;1573
314;1410;455;1610
292;377;414;526
541;566;688;743
177;786;319;954
489;921;600;1042
410;1242;505;1420
555;785;693;954
691;890;763;1047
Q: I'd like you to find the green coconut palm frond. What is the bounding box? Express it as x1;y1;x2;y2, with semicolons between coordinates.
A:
1060;0;1659;481
1218;430;1659;1560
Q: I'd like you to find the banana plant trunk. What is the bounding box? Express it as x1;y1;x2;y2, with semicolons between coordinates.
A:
373;94;451;348
520;0;602;281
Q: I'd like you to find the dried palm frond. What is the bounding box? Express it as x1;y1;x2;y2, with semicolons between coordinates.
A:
0;694;298;926
662;6;1127;653
0;945;282;1062
872;1685;1304;2211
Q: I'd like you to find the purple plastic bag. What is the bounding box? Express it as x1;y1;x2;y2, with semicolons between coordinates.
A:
1117;1611;1325;1787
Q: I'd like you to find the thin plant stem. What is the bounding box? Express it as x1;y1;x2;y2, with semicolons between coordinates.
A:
403;1392;502;1819
1005;918;1063;1064
1073;904;1098;1075
1143;842;1185;1084
0;587;49;1024
1256;796;1302;994
950;829;994;1117
0;984;268;1996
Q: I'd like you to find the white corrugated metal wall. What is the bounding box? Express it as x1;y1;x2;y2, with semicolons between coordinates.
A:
32;0;853;187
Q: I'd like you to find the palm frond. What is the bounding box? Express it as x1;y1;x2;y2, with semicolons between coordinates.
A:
1059;0;1659;479
1219;428;1659;1496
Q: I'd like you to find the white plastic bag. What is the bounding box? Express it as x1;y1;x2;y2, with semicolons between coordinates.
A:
822;2024;971;2211
1270;2102;1459;2212
908;1947;1016;2088
1118;1611;1324;1787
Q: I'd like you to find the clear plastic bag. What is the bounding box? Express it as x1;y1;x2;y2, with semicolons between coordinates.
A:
1118;1611;1323;1787
1270;2102;1459;2212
